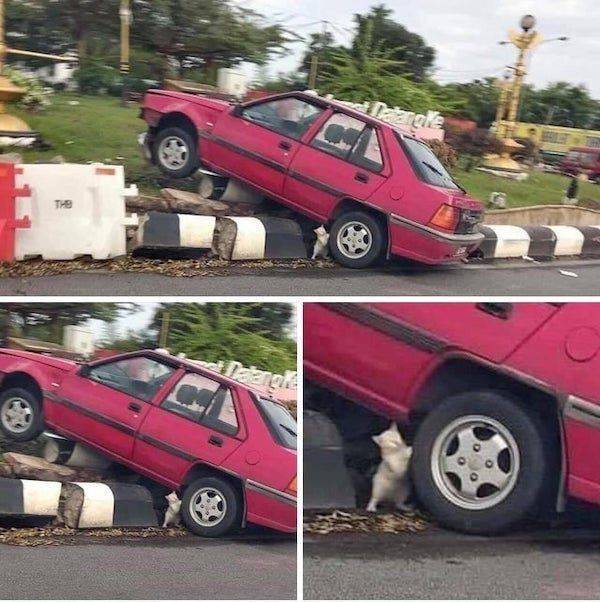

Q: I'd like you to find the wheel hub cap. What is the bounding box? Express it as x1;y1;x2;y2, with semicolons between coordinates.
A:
159;137;188;169
431;415;520;510
190;487;227;527
1;397;33;433
337;222;372;259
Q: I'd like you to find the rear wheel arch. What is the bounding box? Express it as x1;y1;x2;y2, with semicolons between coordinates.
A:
180;463;245;513
407;358;565;509
329;198;389;232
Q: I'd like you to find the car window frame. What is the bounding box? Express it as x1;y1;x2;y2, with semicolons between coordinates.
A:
159;370;241;437
238;96;326;142
84;355;176;404
307;110;386;174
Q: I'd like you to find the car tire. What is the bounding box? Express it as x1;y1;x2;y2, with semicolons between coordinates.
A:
411;390;557;535
0;387;44;442
181;476;242;537
153;126;200;178
329;210;386;269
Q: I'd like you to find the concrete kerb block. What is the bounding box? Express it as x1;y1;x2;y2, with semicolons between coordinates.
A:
473;224;600;261
0;477;61;516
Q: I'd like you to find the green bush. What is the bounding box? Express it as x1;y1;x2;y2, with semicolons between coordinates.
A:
74;60;120;95
3;66;53;112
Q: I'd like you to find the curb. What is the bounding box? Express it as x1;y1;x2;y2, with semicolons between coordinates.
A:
63;482;158;528
0;477;61;516
475;225;600;260
136;211;216;250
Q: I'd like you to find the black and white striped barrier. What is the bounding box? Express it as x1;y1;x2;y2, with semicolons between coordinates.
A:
476;225;600;260
43;434;112;470
214;216;308;260
136;211;216;251
0;477;61;516
61;482;158;528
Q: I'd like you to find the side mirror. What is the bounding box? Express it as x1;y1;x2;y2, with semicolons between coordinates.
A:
231;104;243;117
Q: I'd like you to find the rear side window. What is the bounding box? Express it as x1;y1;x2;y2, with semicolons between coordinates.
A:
161;372;221;422
256;397;296;450
88;356;174;402
202;388;239;436
349;127;383;172
311;113;366;159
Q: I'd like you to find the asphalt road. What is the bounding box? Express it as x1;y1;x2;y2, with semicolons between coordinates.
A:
0;531;296;600
2;259;600;296
304;524;600;599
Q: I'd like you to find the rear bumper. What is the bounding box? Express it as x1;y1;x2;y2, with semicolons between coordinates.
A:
244;480;297;533
389;214;484;264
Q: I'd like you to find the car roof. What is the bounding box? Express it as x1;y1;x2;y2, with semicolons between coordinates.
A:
249;90;422;142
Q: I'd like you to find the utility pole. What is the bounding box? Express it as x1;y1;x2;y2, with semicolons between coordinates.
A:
120;0;131;106
159;311;170;349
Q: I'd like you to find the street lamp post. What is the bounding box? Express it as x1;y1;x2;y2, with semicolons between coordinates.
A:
119;0;131;106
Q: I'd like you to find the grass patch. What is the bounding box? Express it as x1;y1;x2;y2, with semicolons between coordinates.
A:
452;167;600;208
8;92;600;207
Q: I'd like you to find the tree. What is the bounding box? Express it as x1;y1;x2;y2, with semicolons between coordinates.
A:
0;303;135;344
441;78;501;127
351;5;435;81
320;21;460;114
299;30;348;89
151;303;296;374
132;0;291;82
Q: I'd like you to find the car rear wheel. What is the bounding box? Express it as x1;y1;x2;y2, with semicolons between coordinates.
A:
412;390;556;534
329;210;385;268
181;476;242;537
0;387;44;442
153;126;200;178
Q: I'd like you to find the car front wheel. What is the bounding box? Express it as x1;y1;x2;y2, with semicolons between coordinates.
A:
412;390;557;534
181;476;242;537
153;126;200;178
329;210;386;268
0;387;44;442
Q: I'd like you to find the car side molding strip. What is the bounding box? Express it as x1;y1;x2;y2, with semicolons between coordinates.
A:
390;213;484;244
245;479;296;506
564;395;600;428
321;302;447;353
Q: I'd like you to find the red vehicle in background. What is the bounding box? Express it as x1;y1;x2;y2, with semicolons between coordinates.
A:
0;349;297;537
304;302;600;534
560;147;600;183
140;90;484;268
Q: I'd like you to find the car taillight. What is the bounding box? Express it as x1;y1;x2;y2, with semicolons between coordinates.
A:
286;476;297;496
429;204;460;231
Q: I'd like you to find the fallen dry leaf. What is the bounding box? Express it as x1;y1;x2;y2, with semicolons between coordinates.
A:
303;509;428;535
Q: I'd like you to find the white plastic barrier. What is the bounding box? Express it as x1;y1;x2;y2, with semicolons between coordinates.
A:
14;163;138;260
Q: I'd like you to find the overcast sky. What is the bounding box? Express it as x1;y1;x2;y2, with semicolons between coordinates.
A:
244;0;600;98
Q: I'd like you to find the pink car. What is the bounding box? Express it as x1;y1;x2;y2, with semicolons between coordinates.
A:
140;90;484;268
0;349;297;537
305;302;600;534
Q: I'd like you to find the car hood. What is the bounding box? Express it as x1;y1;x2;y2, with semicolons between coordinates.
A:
0;349;78;372
147;90;231;112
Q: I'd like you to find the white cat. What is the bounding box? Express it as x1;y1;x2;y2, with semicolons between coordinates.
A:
312;225;330;259
163;491;182;527
367;422;413;513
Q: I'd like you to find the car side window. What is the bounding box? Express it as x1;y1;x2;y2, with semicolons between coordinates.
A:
241;98;323;140
349;127;384;172
161;372;221;423
311;113;367;160
202;388;239;436
88;357;174;402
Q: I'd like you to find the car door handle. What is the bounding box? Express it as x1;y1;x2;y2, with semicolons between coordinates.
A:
355;172;369;183
208;435;223;447
278;140;292;151
476;302;513;320
128;402;142;413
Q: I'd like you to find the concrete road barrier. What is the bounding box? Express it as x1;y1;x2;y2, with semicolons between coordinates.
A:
475;224;600;260
0;477;61;516
61;482;158;528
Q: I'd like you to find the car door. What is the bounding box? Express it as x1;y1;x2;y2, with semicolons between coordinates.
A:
133;371;245;485
208;96;324;196
283;112;387;221
53;354;176;460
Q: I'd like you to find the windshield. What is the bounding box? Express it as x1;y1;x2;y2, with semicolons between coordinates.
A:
256;397;297;450
397;133;460;190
